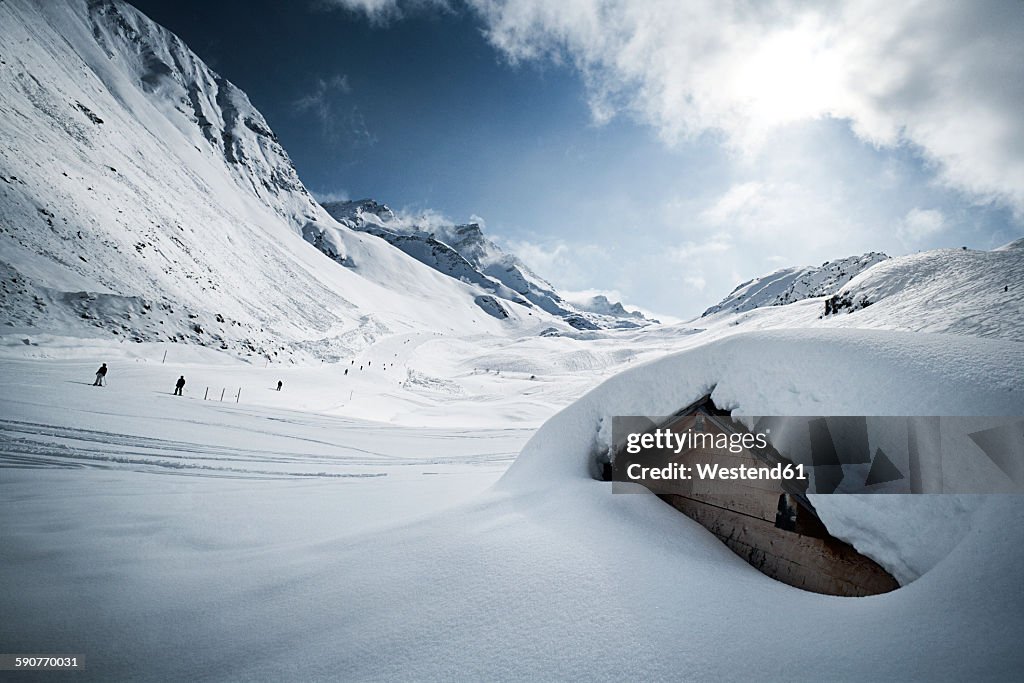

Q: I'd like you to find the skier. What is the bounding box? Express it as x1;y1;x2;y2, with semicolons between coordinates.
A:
344;368;348;376
93;363;108;386
173;375;185;396
276;380;283;391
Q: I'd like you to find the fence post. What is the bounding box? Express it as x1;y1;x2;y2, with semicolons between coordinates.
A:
204;387;209;400
220;388;225;402
236;388;241;403
162;350;167;364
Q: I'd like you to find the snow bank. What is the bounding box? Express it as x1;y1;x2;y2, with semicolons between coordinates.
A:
500;328;1024;582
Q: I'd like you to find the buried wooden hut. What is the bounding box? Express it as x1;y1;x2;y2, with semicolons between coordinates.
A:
612;395;899;597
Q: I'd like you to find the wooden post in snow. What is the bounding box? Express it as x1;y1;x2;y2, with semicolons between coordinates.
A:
204;387;209;400
162;349;167;364
236;388;241;403
220;388;225;402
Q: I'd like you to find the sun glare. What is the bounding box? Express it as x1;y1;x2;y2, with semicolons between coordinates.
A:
733;18;841;129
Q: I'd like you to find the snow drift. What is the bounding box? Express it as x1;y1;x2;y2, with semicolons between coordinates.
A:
501;327;1024;584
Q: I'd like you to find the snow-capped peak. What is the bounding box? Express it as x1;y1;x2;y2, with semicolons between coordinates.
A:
324;200;656;330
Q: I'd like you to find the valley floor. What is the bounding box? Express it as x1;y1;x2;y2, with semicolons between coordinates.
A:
2;340;1022;681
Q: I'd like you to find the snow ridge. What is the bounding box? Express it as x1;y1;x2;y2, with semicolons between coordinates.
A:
822;246;1024;340
703;252;889;317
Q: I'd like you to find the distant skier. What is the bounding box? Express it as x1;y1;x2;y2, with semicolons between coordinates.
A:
174;375;185;396
93;363;108;386
344;368;348;376
276;380;283;391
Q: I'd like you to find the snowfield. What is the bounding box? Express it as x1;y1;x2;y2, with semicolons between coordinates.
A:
2;324;1023;681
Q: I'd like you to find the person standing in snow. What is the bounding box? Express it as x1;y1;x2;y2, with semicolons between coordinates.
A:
93;363;107;386
276;380;283;391
174;375;185;396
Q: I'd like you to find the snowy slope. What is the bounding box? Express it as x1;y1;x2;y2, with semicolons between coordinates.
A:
324;199;653;330
683;242;1023;346
0;0;567;362
702;252;889;316
820;242;1024;340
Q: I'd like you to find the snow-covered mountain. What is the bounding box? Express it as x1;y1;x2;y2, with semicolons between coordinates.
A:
561;293;657;323
683;241;1022;345
0;0;619;362
821;241;1024;340
324;199;654;330
702;252;889;317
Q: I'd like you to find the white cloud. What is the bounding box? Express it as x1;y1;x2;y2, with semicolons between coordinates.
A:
292;75;369;144
394;207;455;231
317;0;450;23
700;181;766;227
501;237;572;276
497;236;618;291
292;75;377;148
669;238;732;261
697;178;855;248
899;207;946;243
293;75;350;115
313;189;351;203
683;275;707;292
465;0;1024;213
559;287;624;305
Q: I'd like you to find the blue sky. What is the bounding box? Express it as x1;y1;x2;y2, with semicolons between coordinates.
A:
132;0;1024;320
